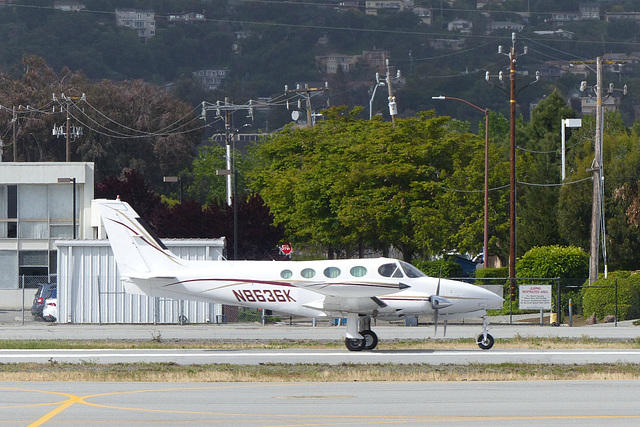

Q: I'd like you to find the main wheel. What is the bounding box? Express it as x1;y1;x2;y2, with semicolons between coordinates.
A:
477;333;494;350
345;337;365;351
361;330;378;350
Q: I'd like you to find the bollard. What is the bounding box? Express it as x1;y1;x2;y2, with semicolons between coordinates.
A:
568;298;573;327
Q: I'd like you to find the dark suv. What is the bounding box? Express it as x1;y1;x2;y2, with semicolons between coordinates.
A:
31;283;57;318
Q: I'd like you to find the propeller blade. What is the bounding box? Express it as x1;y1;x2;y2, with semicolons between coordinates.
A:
433;310;438;336
433;274;440;336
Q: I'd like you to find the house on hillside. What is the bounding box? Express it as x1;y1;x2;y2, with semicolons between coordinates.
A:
193;69;229;90
489;21;524;32
533;29;574;40
168;12;205;23
549;11;581;25
581;95;620;116
54;1;85;11
602;53;640;77
605;12;640;22
316;50;390;74
447;19;472;34
365;0;407;15
412;7;431;25
580;3;600;20
477;0;504;9
115;9;156;42
430;39;464;50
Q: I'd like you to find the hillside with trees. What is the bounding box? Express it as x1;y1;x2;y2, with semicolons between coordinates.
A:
0;1;639;270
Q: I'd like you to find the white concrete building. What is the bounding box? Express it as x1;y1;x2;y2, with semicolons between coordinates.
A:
0;162;94;290
115;9;156;42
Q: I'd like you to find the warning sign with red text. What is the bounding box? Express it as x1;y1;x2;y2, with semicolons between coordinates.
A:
519;285;552;310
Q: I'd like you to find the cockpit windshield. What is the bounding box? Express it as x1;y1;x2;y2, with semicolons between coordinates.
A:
378;263;404;278
399;261;426;278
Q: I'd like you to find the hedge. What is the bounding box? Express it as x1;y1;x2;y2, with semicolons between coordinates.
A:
582;271;640;321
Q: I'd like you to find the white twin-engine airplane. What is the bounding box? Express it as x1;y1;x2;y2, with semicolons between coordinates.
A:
97;198;504;351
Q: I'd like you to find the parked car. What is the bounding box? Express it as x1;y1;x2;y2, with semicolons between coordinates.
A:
31;283;57;318
42;290;58;322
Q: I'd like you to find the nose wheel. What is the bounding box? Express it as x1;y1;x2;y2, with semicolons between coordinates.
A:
477;333;494;350
476;315;495;350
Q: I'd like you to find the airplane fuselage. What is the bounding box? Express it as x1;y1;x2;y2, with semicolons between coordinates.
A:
122;257;502;320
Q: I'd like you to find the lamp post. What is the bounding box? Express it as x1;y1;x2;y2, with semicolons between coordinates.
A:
369;73;386;120
57;177;76;239
432;96;490;269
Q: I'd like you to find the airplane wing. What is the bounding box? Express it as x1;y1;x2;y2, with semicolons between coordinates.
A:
291;281;409;298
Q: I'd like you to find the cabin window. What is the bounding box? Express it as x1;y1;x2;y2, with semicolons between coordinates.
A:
350;266;367;277
378;263;403;278
301;268;316;279
280;269;293;279
323;267;341;278
399;261;426;278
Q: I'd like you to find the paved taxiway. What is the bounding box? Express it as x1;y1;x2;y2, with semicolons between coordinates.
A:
1;321;639;365
4;380;640;426
4;348;640;365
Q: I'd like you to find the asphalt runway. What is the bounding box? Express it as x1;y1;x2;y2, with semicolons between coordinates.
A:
4;380;640;426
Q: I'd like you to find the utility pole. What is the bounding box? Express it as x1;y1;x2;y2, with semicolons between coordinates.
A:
487;33;537;321
53;93;85;162
590;56;603;285
572;58;626;284
201;99;254;260
385;59;399;125
285;83;329;127
12;106;16;162
201;99;254;207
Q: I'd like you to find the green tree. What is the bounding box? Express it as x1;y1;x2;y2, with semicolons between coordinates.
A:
517;91;576;253
184;144;251;205
249;108;508;261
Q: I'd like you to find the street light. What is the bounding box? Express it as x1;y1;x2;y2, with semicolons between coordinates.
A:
432;96;490;269
57;177;76;239
369;73;386;120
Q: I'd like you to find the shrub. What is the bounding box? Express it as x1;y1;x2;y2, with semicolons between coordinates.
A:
413;259;463;278
582;271;640;321
517;245;588;315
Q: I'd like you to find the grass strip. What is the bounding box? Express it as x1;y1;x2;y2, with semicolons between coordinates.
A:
1;336;640;350
0;362;639;382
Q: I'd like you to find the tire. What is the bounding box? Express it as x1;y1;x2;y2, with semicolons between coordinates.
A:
477;333;494;350
345;337;365;351
361;330;378;351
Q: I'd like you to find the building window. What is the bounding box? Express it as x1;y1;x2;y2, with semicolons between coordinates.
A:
19;250;49;286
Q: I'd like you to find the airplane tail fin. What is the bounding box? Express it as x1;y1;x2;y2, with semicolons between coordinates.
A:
96;198;188;276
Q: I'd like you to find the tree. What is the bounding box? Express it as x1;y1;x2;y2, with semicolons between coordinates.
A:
517;91;576;254
249;108;508;261
0;56;201;182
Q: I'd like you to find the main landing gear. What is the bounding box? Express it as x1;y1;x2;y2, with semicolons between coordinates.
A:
344;314;378;351
476;315;494;350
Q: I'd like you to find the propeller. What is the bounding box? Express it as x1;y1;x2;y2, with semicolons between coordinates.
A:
430;274;453;336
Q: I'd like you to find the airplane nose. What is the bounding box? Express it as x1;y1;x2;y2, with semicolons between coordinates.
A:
486;287;505;307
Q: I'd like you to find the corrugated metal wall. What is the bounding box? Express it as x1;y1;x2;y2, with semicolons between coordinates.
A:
56;239;225;324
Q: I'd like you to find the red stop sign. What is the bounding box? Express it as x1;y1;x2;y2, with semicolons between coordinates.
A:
280;243;292;256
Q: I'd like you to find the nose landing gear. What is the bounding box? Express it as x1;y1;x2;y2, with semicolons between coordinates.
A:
476;315;494;350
